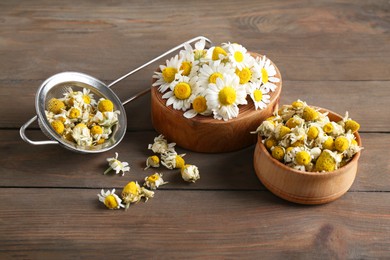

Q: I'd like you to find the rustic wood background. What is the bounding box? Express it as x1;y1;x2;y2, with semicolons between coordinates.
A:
0;0;389;258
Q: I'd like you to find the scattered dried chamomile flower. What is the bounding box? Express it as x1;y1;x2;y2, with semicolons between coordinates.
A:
253;100;362;172
144;173;168;190
181;164;200;183
144;155;160;170
121;181;144;209
148;134;176;154
97;189;125;210
104;152;130;176
161;151;186;169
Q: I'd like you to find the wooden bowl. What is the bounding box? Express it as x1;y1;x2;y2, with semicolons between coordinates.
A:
151;53;282;153
253;108;362;205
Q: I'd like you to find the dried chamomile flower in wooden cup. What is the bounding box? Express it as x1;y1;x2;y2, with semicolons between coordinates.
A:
252;100;363;204
151;40;282;153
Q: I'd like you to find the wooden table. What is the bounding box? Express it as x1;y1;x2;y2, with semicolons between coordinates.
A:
1;1;389;258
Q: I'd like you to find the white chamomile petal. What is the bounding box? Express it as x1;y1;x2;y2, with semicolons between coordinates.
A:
152;54;182;93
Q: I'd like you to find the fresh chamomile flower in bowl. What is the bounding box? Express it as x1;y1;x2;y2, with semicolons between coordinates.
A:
252;100;363;205
151;40;282;153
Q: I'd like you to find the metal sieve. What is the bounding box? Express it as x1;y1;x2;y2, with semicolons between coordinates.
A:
20;36;212;153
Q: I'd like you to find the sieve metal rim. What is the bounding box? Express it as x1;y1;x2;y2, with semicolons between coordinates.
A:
34;72;127;154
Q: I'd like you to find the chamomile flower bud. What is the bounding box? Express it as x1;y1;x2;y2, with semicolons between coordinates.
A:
345;119;360;133
315;150;341;172
47;98;65;114
121;181;143;209
295;151;311;166
148;134;176;154
98;189;124;210
334;136;349;152
302;106;318;121
181;164;200;183
271;146;285;161
104;152;130;176
98;99;114;112
275;125;291;140
51;120;65;135
161;152;186;170
264;137;277;150
144;173;168;190
322;136;334;150
144;155;160;170
307;126;319;140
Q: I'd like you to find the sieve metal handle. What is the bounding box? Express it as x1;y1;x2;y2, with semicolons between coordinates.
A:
20;116;58;145
107;35;213;106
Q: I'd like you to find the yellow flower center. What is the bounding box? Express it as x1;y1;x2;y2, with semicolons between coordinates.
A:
96;138;105;144
291;100;304;108
277;125;291;140
345;120;360;133
209;72;223;84
162;67;177;83
147;174;160;183
174;82;191;100
104;195;119;209
192;96;207;113
236;68;252;84
261;68;269;83
150;155;159;164
302;106;319;121
322;136;334;150
253;89;263;102
212;46;227;60
69;107;81;119
315;151;336;172
286;117;300;129
98;99;114;112
47;98;65;114
296;151;311;166
175;155;185;169
234;51;244;63
123;181;139;195
323;123;334;134
265;137;277;150
180;61;192;76
83;94;91;104
90;125;103;135
51;120;65;135
218;86;237;106
291;140;304;147
272;146;285;161
335;136;349;152
307;126;319;140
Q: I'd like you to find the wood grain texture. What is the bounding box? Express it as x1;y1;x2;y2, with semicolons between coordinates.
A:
1;130;388;192
0;0;389;258
0;188;389;259
0;1;389;81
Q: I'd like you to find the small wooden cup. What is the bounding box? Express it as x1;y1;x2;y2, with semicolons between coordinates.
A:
253;108;362;204
151;53;282;153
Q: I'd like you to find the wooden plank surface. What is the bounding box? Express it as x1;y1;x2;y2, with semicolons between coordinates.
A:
0;189;389;259
1;130;389;192
0;0;389;258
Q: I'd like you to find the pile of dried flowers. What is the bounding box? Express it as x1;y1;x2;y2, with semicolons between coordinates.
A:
45;87;119;147
152;39;280;121
98;135;200;210
252;100;362;172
